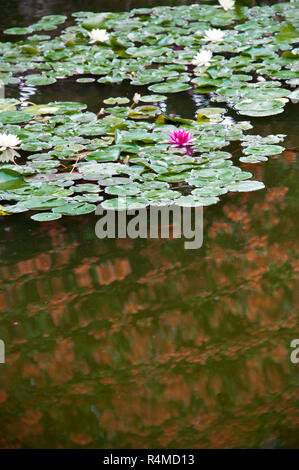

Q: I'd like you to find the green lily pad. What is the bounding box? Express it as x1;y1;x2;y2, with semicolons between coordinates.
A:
140;95;167;102
31;212;62;221
0;169;24;189
87;148;120;161
25;75;57;86
0;111;33;123
52;202;96;215
23;196;68;210
235;99;285;117
228;181;265;192
76;78;96;83
4;27;33;35
101;197;148;211
105;183;141;196
243;144;284;156
176;195;219;207
149;81;192;93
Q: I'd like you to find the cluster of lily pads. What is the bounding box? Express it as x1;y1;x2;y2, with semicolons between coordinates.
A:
0;94;285;220
0;2;298;116
0;1;297;219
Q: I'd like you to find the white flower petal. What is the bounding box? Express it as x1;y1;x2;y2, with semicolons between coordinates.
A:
204;28;225;43
0;133;21;150
218;0;235;11
88;29;109;43
133;93;141;104
192;50;213;67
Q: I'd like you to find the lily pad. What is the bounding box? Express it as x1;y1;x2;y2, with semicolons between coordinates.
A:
149;81;192;93
31;212;62;221
0;111;33;123
52;202;96;215
228;181;265;192
87;148;120;161
0;169;24;189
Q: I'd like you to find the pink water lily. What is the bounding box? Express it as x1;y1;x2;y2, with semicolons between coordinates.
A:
168;129;194;147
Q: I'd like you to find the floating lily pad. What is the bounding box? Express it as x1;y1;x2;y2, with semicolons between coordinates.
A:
52;202;96;215
228;181;265;192
98;177;133;186
235;99;285;117
176;195;219;207
140;95;167;102
23;196;68;210
4;27;33;35
101;197;148;211
243;144;285;156
0;169;24;189
0;111;33;123
25;75;57;86
149;82;191;93
76;78;96;83
31;212;62;221
87;148;120;161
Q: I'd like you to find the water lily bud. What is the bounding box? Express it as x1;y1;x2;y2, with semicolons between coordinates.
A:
133;93;141;104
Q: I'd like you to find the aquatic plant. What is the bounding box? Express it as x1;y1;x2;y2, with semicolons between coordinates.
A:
0;96;285;219
218;0;235;11
168;129;194;147
132;93;141;105
0;3;297;117
203;29;225;43
192;50;213;67
0;133;21;163
88;29;109;44
0;2;296;218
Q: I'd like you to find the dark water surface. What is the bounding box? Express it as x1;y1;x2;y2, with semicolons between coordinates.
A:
0;0;298;449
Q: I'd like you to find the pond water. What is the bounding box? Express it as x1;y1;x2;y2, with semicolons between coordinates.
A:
0;0;298;449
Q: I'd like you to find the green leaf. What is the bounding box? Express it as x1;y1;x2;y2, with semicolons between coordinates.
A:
52;202;96;215
86;147;120;161
0;111;33;123
243;144;284;156
149;81;191;93
0;169;24;190
228;181;265;192
31;212;62;221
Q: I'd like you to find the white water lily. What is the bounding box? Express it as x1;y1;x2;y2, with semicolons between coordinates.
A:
192;50;213;67
0;133;21;151
204;28;225;43
0;133;21;163
218;0;235;11
88;29;109;44
133;93;141;104
38;106;59;114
